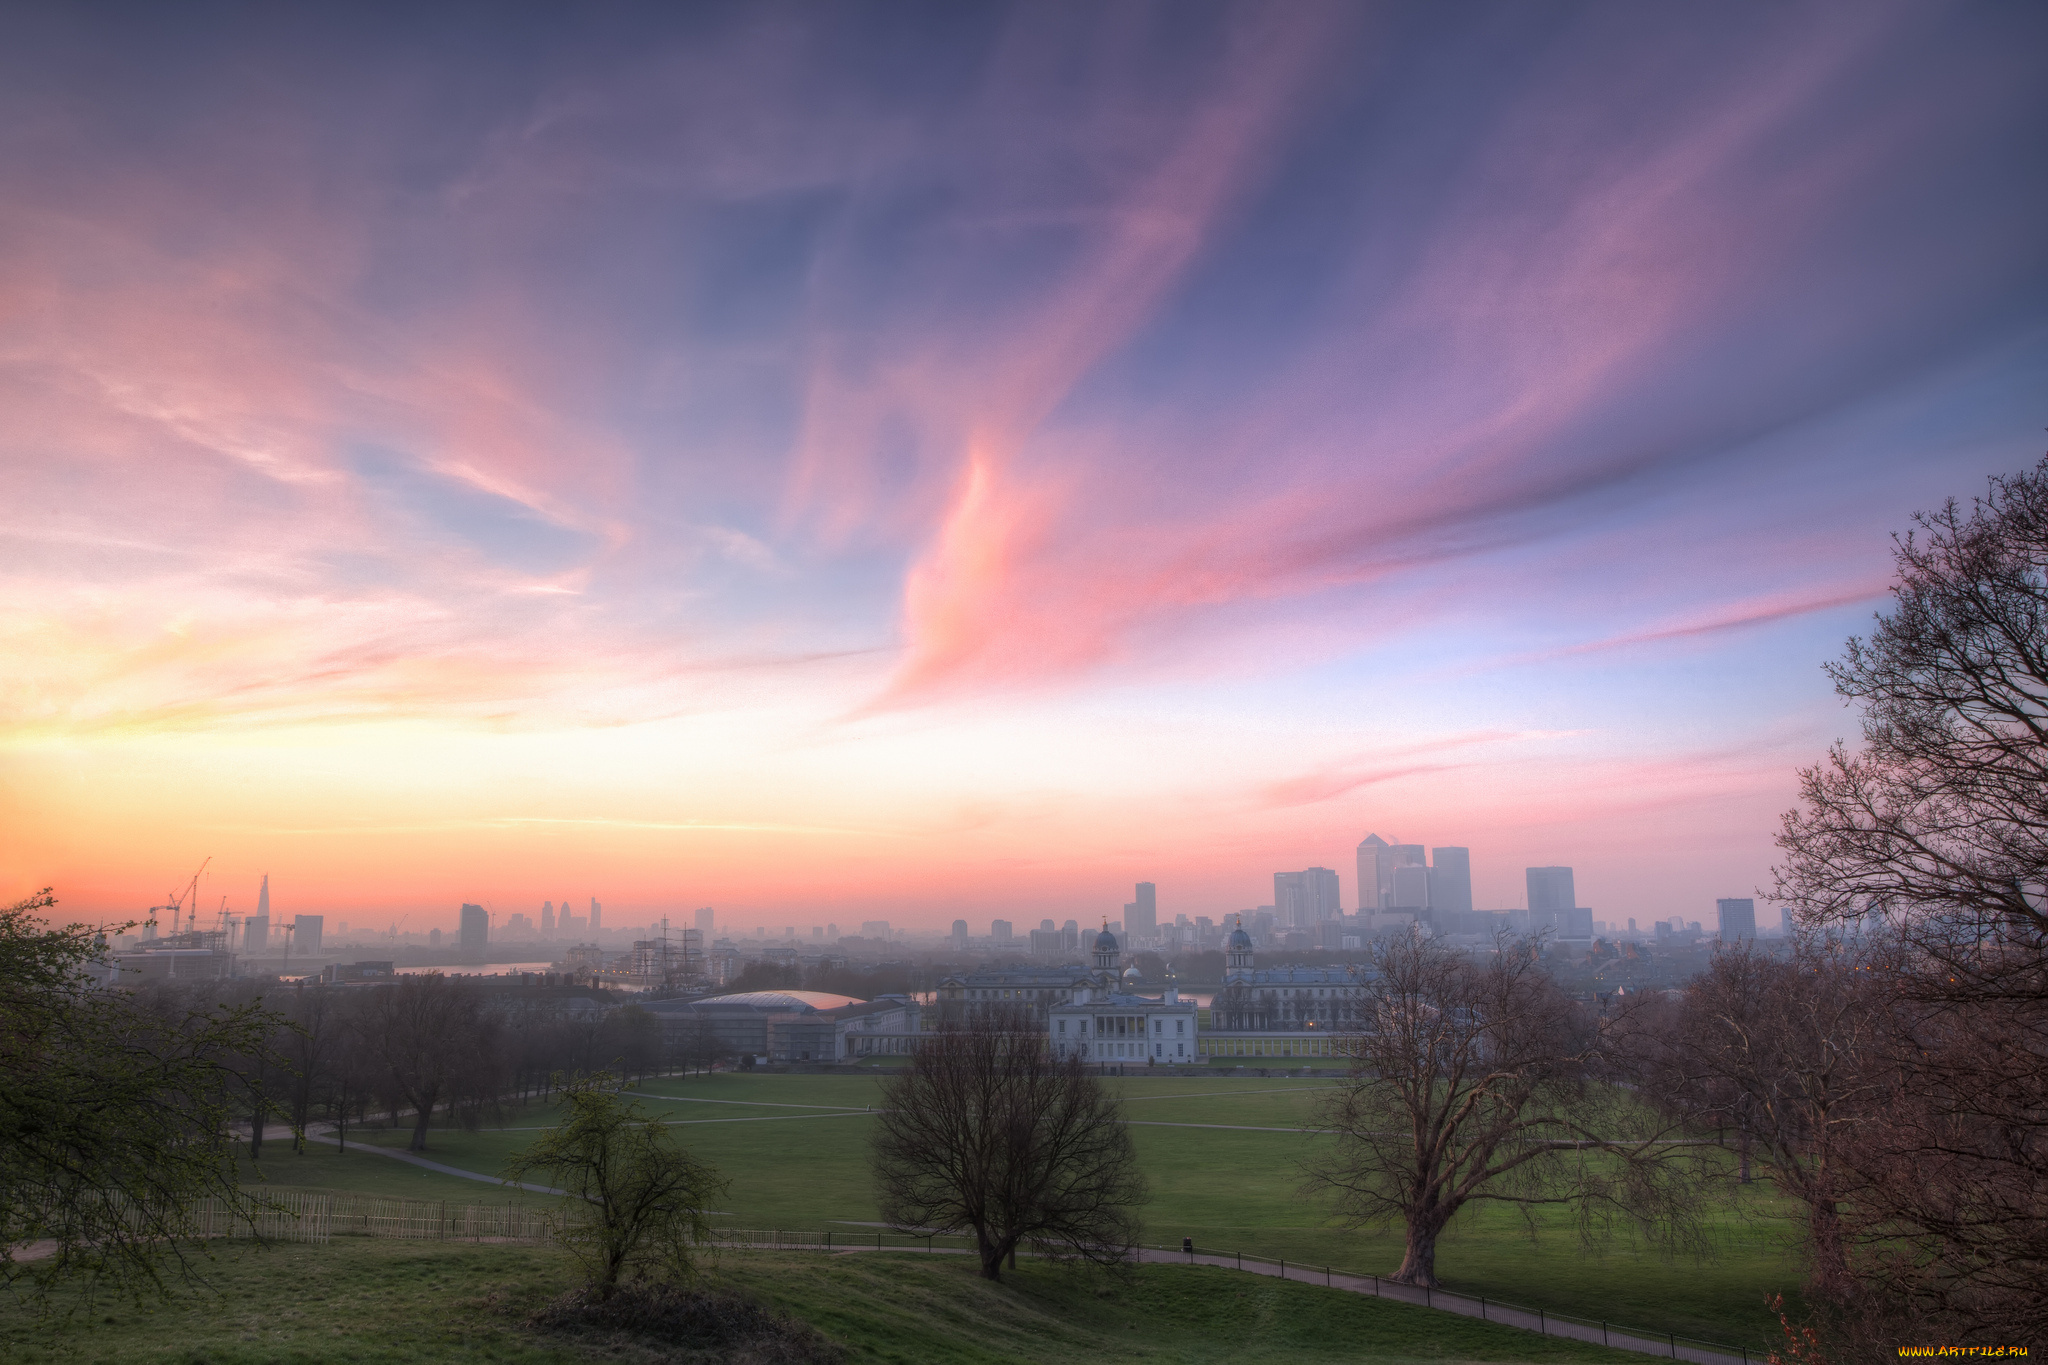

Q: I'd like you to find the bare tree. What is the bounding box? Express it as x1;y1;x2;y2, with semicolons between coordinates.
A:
1307;931;1704;1287
1621;939;1890;1298
1776;458;2048;1341
362;973;486;1151
872;1008;1145;1281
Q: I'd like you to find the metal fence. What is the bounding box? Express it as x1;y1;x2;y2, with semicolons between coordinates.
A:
186;1192;552;1245
1139;1240;1757;1365
691;1227;1762;1365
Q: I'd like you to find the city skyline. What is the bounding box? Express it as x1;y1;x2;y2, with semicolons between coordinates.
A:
4;5;2045;929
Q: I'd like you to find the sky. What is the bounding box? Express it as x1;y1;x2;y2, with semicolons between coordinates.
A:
2;2;2045;935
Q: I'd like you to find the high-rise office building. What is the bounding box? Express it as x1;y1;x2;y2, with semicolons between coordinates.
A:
459;903;488;959
1356;834;1390;911
951;919;969;949
1125;882;1158;935
1429;847;1473;916
991;919;1013;941
1717;898;1758;940
1526;867;1577;914
1780;906;1795;936
861;920;891;940
542;900;555;935
1390;864;1431;912
1274;868;1342;926
293;914;323;956
695;906;714;939
244;914;268;953
589;897;602;932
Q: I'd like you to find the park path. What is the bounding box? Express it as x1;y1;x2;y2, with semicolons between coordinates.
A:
296;1127;569;1196
1131;1248;1750;1365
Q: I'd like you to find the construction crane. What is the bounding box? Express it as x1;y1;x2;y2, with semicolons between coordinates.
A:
147;855;211;936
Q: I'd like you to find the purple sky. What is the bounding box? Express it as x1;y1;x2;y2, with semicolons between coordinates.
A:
3;3;2044;930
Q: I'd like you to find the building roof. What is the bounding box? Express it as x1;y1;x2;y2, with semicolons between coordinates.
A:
1094;927;1120;950
641;989;864;1015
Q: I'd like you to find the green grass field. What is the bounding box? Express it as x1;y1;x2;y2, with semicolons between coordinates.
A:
3;1240;1663;1365
239;1072;1803;1350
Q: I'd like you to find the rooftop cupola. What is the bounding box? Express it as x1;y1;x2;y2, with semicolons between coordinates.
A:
1225;916;1255;981
1092;921;1120;974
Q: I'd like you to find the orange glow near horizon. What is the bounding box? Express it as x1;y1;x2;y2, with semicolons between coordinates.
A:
3;5;2044;934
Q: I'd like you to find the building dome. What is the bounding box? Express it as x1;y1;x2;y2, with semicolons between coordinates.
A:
1094;926;1120;952
1226;924;1253;949
688;990;865;1013
1121;965;1141;982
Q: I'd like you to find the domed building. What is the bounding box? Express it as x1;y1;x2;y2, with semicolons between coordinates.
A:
1203;916;1371;1064
1044;922;1200;1067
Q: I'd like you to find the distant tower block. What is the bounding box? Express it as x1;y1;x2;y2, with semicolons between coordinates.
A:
1716;898;1758;940
590;897;602;932
459;903;489;961
1128;882;1157;935
1356;834;1391;912
542;901;556;935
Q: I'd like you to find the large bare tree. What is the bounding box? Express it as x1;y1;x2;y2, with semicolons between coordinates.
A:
1307;931;1704;1287
1776;457;2048;1341
1620;939;1890;1298
871;1009;1145;1281
361;973;492;1151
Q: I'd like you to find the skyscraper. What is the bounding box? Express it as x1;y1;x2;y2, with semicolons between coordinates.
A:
1428;847;1473;916
293;914;323;956
1716;898;1758;940
244;914;268;953
1125;882;1158;935
951;919;968;949
1356;834;1390;911
695;906;714;939
1274;868;1342;926
1526;867;1577;914
589;897;602;932
1390;864;1431;912
542;900;555;935
459;903;489;961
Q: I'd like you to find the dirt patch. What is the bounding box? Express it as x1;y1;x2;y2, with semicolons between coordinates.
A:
528;1282;844;1364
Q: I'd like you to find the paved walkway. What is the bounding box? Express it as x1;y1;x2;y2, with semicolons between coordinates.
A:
299;1129;569;1196
715;1237;1750;1365
1133;1248;1750;1365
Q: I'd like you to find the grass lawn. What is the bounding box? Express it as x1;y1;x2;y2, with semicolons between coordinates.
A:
2;1239;1661;1365
292;1073;1804;1349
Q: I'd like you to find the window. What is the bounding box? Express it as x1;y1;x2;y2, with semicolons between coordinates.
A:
1175;1019;1184;1034
1057;1019;1066;1034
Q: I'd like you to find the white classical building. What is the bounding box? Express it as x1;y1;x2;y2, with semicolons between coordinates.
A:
1047;927;1201;1066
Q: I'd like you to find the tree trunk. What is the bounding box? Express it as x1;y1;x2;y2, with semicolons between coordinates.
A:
409;1091;439;1151
976;1226;1009;1281
1394;1216;1444;1287
250;1104;264;1159
1806;1199;1850;1301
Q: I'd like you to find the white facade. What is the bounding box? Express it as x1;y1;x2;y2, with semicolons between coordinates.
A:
1045;927;1199;1065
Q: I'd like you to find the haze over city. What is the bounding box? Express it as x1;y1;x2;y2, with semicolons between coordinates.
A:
4;3;2044;934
